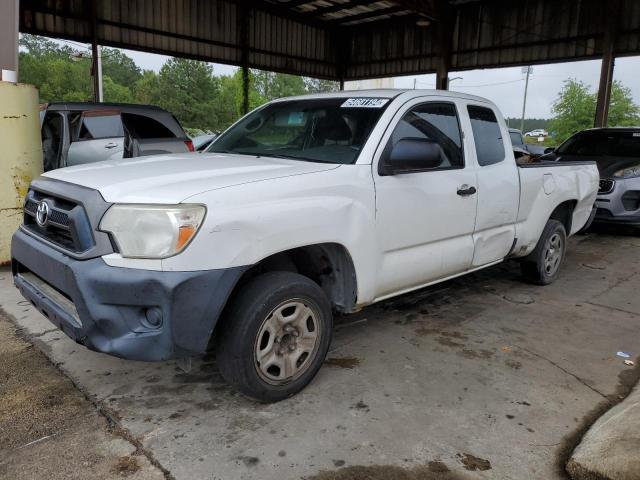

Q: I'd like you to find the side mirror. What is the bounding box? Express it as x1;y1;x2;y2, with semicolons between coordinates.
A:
380;137;443;175
544;147;555;154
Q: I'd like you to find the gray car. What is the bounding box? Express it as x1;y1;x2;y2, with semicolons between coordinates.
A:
542;128;640;227
41;102;194;171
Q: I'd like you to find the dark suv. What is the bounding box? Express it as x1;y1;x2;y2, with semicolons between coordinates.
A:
542;128;640;227
41;103;194;171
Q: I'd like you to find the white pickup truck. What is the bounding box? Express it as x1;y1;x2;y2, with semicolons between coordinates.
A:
12;90;598;402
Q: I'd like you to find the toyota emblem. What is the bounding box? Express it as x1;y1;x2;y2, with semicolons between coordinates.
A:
36;201;50;227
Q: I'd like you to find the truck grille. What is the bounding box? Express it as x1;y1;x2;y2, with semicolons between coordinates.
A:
598;179;615;194
23;191;94;253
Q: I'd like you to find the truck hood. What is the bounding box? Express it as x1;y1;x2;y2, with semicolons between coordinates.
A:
43;153;340;203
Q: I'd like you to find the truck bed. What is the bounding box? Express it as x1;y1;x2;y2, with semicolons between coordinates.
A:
512;160;599;257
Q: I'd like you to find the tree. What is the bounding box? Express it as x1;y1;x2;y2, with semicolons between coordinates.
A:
251;70;307;100
134;70;161;104
304;77;339;94
550;79;640;143
154;58;221;130
608;81;640;127
549;79;596;143
101;48;142;87
19;34;145;104
103;76;134;103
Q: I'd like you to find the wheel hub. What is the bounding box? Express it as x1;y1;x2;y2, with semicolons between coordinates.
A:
543;232;563;275
254;300;320;385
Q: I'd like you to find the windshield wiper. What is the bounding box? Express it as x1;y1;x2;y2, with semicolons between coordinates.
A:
212;149;338;164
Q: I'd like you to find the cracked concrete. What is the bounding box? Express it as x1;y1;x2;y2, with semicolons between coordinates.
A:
1;229;639;480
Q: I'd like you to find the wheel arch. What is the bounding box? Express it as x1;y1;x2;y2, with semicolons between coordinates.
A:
228;242;359;315
549;199;577;234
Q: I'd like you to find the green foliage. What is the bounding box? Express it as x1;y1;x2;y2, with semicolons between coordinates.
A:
608;81;640;128
152;58;222;130
102;76;134;103
549;79;640;144
19;34;93;102
304;77;340;94
252;70;307;100
549;79;596;143
101;48;142;86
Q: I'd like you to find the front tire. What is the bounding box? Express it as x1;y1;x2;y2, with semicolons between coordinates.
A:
520;219;567;285
215;271;333;402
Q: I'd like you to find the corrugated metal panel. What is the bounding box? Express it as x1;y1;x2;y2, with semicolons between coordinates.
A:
20;0;338;78
343;0;622;79
19;0;640;81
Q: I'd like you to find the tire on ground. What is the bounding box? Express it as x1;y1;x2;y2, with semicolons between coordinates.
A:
520;219;567;285
215;271;333;402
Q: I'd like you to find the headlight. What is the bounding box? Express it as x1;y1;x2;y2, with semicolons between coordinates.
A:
100;204;205;258
614;165;640;179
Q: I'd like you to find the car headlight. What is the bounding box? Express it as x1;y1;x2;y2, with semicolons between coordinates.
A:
614;165;640;179
99;204;205;258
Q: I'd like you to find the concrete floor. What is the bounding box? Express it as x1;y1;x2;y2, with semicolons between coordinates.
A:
1;228;639;480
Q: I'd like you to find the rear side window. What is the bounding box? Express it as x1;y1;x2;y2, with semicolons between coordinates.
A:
389;102;464;169
557;131;640;157
78;112;123;140
121;113;176;139
468;106;505;166
509;131;523;146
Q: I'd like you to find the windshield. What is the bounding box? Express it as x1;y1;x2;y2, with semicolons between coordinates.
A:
557;130;640;157
208;98;389;164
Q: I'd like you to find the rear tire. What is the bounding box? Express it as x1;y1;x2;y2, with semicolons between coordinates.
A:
215;271;333;403
520;219;567;285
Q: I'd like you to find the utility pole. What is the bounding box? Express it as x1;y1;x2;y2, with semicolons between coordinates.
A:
520;66;532;133
92;45;103;102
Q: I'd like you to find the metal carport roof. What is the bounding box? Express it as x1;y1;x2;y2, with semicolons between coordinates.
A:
19;0;640;81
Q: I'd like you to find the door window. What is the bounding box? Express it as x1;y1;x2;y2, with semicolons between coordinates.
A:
121;113;176;139
467;105;505;166
77;111;124;140
388;102;464;170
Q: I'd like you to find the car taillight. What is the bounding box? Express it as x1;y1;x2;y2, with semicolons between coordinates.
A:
184;140;195;152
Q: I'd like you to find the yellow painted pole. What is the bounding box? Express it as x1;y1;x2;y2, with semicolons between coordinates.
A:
0;82;42;264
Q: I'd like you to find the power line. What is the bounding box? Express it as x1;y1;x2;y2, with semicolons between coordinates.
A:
454;78;524;88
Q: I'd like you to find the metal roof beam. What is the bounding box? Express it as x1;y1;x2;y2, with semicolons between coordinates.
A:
326;6;408;24
388;0;439;20
309;0;391;16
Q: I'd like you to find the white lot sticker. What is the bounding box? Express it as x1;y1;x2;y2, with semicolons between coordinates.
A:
633;132;640;137
341;97;389;108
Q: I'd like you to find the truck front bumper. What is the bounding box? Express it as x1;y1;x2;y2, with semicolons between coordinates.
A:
11;229;246;361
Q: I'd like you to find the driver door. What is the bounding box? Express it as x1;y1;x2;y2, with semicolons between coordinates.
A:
372;100;478;299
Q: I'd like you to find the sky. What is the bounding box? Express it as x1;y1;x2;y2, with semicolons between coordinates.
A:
54;37;640;121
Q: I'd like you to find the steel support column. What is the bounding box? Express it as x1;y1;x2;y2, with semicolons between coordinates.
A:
239;7;250;115
0;0;19;82
594;0;621;127
434;5;453;91
90;0;103;102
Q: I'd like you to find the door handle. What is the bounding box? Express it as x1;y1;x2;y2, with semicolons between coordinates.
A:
457;185;477;196
105;142;118;149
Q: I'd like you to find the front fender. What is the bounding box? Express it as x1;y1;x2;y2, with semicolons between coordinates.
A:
161;165;380;304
